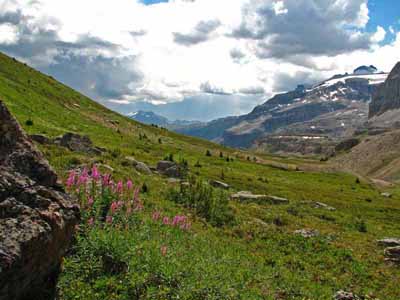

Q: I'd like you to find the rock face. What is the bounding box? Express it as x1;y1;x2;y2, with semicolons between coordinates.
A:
369;62;400;118
0;100;79;300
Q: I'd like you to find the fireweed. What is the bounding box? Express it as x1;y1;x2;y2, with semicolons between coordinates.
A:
65;165;191;233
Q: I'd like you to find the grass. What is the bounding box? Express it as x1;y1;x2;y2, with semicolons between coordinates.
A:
1;51;400;299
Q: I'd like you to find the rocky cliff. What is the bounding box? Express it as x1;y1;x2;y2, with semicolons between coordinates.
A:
369;62;400;118
0;100;79;300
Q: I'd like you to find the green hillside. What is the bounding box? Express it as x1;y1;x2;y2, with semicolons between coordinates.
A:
1;51;400;299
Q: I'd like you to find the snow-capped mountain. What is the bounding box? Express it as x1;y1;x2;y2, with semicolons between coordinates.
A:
128;110;201;128
176;67;389;155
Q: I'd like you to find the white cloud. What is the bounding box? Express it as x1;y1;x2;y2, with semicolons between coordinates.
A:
272;1;288;15
0;0;398;119
371;26;386;43
0;23;18;45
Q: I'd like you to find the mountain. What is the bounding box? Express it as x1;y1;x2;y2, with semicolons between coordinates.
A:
178;68;388;155
1;51;400;299
128;110;201;128
369;62;400;118
128;110;170;126
333;62;400;182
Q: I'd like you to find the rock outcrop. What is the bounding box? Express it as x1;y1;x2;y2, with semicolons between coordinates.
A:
231;191;289;204
369;62;400;118
54;132;104;155
0;100;79;300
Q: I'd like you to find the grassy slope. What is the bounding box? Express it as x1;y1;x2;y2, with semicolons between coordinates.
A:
1;52;400;299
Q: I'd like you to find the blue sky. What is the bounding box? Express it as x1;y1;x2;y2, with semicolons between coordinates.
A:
142;0;169;5
368;0;400;42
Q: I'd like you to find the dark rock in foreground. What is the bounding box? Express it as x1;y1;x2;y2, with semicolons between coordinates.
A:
0;100;79;300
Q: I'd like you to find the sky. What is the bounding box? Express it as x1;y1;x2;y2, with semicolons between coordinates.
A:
0;0;399;121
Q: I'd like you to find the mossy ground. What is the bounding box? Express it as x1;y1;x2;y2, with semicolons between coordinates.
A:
1;52;400;299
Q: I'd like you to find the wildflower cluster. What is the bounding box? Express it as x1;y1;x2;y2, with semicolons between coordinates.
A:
65;165;190;232
152;211;191;231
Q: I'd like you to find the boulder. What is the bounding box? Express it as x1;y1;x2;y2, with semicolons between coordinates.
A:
231;191;289;204
55;132;103;155
294;229;320;238
29;134;51;145
210;180;230;190
123;157;152;174
156;161;184;178
157;160;176;172
135;162;152;175
333;290;360;300
377;238;400;247
384;246;400;263
0;100;79;300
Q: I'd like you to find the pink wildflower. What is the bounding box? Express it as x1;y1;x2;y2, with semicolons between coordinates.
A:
88;217;94;226
181;222;191;231
77;168;89;186
152;211;161;221
110;201;119;214
172;215;187;226
106;215;113;224
162;216;170;225
160;245;168;257
102;174;111;186
66;170;76;188
91;165;100;180
116;181;123;194
87;197;94;207
126;180;133;190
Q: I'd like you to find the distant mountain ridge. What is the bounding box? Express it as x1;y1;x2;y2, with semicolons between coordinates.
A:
175;67;388;154
128;110;201;128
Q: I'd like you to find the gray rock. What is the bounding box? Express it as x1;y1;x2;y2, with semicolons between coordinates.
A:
312;201;336;211
0;100;79;300
124;156;139;166
333;290;360;300
135;162;152;175
381;192;392;198
384;246;400;263
294;229;320;238
164;165;181;178
210;180;230;190
29;134;51;145
231;191;289;204
56;132;103;155
156;161;184;178
377;238;400;247
157;160;176;172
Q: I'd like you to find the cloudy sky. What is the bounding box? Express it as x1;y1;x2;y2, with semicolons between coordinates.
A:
0;0;399;121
